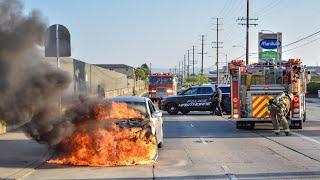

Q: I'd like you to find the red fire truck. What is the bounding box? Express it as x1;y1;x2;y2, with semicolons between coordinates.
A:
228;59;308;129
148;73;177;101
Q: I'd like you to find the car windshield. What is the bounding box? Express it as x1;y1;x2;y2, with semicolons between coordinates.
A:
219;87;230;93
149;76;173;85
113;101;148;118
183;88;198;95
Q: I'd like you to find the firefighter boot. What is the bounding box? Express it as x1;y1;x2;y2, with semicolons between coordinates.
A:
285;130;291;136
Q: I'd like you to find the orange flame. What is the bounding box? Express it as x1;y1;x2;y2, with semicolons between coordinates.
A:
48;101;157;166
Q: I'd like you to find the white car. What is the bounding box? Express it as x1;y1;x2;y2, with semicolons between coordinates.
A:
110;96;164;148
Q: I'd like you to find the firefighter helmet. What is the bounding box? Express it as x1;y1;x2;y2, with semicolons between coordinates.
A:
286;93;294;101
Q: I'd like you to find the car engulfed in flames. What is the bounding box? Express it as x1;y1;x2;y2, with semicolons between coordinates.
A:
47;101;158;167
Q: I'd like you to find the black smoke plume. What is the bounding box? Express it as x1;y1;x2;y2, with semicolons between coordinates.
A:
0;0;72;146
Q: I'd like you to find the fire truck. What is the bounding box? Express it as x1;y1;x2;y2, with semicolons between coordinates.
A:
228;59;308;129
148;73;177;101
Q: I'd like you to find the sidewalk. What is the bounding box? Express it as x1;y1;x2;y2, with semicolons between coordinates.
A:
0;131;50;179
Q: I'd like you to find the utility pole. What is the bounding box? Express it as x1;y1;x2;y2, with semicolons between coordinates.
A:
212;18;223;84
178;61;181;76
201;35;204;75
181;60;184;83
174;66;177;75
187;50;190;78
237;0;258;65
192;45;195;76
149;62;152;74
182;60;184;83
183;54;186;80
225;54;228;71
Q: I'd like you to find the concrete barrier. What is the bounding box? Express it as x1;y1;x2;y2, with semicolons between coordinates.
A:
3;58;147;133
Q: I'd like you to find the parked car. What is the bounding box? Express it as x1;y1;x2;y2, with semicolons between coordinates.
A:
160;84;231;115
109;96;164;148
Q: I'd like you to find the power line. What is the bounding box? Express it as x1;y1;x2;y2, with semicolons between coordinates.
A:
283;36;320;53
219;0;231;17
221;0;236;18
223;0;246;24
253;0;282;16
283;30;320;48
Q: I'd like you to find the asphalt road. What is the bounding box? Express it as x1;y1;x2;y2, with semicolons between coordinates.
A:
23;101;320;179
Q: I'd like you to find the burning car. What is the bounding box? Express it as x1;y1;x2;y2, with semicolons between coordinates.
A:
47;96;164;167
109;96;164;148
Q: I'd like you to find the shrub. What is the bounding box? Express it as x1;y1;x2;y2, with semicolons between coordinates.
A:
307;82;320;94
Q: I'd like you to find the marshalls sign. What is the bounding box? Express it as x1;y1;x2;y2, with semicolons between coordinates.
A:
258;32;282;62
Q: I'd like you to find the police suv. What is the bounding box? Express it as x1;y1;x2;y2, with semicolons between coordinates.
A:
160;84;231;115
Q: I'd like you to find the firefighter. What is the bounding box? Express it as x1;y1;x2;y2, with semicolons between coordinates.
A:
268;91;294;136
212;85;223;116
98;85;105;98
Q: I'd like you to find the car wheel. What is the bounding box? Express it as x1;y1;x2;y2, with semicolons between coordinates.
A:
166;103;179;115
180;110;190;115
158;124;164;148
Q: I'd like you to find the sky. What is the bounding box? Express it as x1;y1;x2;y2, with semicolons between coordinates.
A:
23;0;320;72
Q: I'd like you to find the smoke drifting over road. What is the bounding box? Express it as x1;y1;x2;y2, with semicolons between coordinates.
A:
0;0;72;146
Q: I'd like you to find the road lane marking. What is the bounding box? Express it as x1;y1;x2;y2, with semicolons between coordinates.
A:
255;131;320;163
200;137;207;144
292;132;320;146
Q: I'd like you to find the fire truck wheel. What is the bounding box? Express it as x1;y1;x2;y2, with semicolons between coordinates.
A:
236;121;245;129
236;121;255;129
247;122;255;130
236;121;241;129
290;120;303;129
166;103;179;115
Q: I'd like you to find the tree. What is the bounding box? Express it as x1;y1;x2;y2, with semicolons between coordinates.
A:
140;63;150;77
135;68;146;80
198;75;210;84
185;76;198;84
185;75;210;85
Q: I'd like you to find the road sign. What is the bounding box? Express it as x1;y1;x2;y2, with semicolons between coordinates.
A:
45;24;71;57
